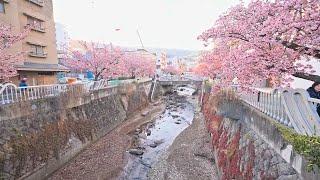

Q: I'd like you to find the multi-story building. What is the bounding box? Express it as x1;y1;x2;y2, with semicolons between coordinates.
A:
136;48;157;62
55;23;69;63
0;0;68;85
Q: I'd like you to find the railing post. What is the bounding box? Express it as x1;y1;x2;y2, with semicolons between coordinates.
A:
265;92;268;113
276;92;281;122
31;88;34;100
271;91;277;119
253;91;257;108
266;93;270;115
14;88;17;102
37;87;40;99
0;91;2;104
10;86;14;103
19;89;22;102
258;92;261;110
261;92;265;112
5;88;9;104
23;89;27;101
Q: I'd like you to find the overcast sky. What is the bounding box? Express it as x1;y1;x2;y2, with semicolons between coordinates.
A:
53;0;242;50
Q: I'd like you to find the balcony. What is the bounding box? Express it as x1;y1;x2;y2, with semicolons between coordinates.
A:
31;26;46;33
28;0;44;7
29;52;47;58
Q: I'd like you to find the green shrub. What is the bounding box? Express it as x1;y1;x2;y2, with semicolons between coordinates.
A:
277;125;320;172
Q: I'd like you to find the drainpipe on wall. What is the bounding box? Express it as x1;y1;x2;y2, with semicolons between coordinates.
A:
150;78;157;102
200;79;205;107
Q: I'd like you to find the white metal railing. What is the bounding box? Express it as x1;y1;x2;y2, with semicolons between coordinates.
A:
309;97;320;115
240;88;320;136
87;79;109;91
0;78;152;105
0;83;87;105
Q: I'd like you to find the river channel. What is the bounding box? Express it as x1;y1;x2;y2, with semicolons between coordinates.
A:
119;92;196;180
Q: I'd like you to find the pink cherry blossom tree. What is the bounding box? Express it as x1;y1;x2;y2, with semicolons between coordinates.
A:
122;52;156;78
163;65;181;75
192;63;211;77
0;25;29;82
194;51;223;78
198;0;320;87
64;41;124;81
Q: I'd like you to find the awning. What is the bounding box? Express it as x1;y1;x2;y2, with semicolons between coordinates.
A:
16;62;70;72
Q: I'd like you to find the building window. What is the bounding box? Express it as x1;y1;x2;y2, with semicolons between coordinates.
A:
27;16;45;32
0;1;5;13
30;44;46;57
38;72;54;75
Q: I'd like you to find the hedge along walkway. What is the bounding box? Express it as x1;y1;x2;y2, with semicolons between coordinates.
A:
49;101;165;180
148;107;218;180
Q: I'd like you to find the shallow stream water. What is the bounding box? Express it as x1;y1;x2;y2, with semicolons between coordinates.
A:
119;93;195;180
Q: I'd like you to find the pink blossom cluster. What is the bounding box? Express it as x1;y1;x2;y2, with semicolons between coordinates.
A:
0;25;29;81
193;51;222;78
122;52;156;78
163;65;181;75
64;42;155;80
198;0;320;87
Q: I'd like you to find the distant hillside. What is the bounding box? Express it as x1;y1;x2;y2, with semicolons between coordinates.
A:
146;48;198;58
121;46;198;58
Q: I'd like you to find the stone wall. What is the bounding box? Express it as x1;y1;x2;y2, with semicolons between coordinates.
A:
202;92;320;180
149;82;164;101
119;83;149;116
0;82;151;180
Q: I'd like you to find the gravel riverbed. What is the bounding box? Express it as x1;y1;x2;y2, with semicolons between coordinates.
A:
148;103;218;180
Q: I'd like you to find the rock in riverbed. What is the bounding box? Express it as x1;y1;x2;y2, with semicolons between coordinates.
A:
129;149;144;156
172;115;179;119
141;111;149;117
152;102;161;106
154;139;164;145
149;143;157;148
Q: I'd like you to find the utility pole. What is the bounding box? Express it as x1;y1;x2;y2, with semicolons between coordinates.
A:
136;29;145;49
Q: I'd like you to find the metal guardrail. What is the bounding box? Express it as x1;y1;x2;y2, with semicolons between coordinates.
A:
241;88;320;136
309;97;320;114
0;78;152;105
0;83;94;105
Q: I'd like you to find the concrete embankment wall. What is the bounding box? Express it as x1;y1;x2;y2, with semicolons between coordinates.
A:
0;82;151;180
202;92;320;180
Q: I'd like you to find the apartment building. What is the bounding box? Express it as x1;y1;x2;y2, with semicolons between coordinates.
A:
55;23;69;63
0;0;68;85
136;48;157;62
